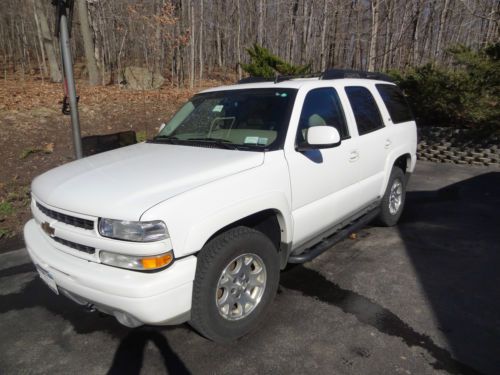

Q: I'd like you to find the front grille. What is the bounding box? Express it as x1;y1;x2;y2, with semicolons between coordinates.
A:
37;202;94;230
53;236;96;254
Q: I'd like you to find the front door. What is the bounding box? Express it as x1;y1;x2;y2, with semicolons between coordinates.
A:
285;87;363;248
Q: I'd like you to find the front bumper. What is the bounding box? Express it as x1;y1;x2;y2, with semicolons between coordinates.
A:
24;219;197;326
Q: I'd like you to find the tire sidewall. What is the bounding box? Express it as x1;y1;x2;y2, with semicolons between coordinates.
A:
379;167;406;226
192;228;280;342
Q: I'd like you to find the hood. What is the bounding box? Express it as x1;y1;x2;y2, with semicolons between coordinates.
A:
32;143;264;220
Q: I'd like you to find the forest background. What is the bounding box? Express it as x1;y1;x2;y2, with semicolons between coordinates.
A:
0;0;498;243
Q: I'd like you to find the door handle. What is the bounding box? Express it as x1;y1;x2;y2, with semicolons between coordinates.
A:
385;139;392;149
349;151;359;162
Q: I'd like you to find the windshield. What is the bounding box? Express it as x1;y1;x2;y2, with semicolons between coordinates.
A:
154;88;297;150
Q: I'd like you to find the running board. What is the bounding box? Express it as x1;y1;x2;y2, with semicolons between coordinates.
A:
287;208;380;264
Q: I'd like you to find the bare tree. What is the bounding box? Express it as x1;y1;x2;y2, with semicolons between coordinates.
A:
368;0;380;71
320;0;329;71
1;0;497;86
32;0;61;82
236;0;242;80
76;0;100;85
258;0;264;46
435;0;451;59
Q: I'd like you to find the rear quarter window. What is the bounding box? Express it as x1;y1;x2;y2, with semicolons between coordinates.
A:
376;84;414;124
345;86;384;135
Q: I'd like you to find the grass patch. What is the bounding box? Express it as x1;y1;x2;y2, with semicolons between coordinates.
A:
19;143;54;159
0;201;14;216
0;227;12;239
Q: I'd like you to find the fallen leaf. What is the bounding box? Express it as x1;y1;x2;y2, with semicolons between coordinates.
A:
43;143;54;153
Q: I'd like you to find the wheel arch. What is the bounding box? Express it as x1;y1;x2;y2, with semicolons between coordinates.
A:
379;151;413;197
206;209;285;251
179;197;293;259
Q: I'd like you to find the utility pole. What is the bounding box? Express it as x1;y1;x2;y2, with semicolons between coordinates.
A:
52;0;83;159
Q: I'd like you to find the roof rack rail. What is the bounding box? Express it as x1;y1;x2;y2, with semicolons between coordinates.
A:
238;72;321;84
237;69;393;85
237;76;274;84
321;69;393;82
274;72;321;83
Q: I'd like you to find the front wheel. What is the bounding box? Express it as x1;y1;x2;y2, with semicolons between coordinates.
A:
189;226;280;342
376;166;406;226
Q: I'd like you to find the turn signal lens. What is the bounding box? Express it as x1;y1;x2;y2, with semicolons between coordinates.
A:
99;250;174;271
140;253;174;270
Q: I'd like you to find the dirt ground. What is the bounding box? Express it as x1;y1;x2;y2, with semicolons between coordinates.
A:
0;76;225;247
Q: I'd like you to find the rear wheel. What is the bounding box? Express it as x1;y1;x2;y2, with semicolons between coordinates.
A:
189;226;280;342
377;167;406;226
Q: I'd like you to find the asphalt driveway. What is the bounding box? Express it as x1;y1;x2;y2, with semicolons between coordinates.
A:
1;161;499;374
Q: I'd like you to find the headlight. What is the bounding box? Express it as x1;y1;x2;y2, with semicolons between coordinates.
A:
98;218;168;242
100;250;174;271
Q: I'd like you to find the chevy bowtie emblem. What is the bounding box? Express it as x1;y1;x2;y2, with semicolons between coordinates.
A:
41;222;55;237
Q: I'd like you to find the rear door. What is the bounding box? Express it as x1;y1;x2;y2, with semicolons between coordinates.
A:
343;85;390;204
375;83;417;175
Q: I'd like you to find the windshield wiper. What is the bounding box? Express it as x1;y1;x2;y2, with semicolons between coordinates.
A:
186;137;240;150
151;135;180;144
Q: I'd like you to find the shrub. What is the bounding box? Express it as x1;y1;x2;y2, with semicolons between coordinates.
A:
241;44;310;78
391;43;499;133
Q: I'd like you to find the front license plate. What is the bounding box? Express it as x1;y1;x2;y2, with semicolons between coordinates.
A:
36;265;59;295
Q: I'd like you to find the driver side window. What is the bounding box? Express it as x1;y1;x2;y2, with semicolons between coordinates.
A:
297;87;349;143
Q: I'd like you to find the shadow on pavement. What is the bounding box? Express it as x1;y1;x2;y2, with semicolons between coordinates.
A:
0;268;129;337
107;328;190;375
280;266;478;374
398;171;500;374
282;171;500;374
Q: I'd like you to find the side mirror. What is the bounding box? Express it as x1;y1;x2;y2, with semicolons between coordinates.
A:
298;126;341;151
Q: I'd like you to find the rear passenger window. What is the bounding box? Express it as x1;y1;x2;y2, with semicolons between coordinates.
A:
345;86;384;135
298;87;349;142
376;84;414;124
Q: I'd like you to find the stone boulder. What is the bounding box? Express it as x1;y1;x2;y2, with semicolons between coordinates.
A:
123;67;165;90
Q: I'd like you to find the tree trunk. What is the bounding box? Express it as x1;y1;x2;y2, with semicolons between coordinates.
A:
189;0;195;88
412;1;421;66
368;0;380;71
300;1;308;64
288;0;299;62
32;0;47;77
382;0;394;70
77;0;100;85
236;0;242;79
199;0;203;80
216;15;222;68
320;0;328;71
33;0;61;82
257;0;264;45
435;0;450;60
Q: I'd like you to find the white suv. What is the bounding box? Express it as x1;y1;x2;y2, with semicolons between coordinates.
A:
24;70;417;342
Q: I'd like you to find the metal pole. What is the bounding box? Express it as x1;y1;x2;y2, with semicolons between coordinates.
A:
59;10;83;159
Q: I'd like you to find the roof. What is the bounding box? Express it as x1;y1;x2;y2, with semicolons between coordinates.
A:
200;77;396;94
201;69;396;94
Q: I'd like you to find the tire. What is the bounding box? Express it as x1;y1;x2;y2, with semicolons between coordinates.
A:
189;226;280;342
376;167;406;227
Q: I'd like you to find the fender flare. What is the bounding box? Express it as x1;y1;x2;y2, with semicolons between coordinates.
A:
181;192;293;256
379;147;412;197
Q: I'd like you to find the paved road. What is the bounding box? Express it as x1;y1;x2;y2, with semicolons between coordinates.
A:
1;161;499;375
